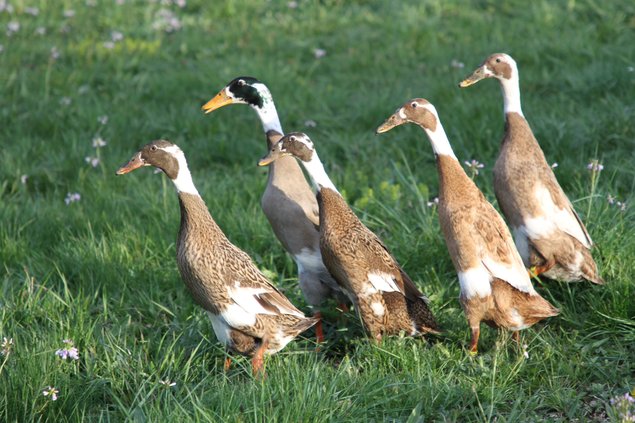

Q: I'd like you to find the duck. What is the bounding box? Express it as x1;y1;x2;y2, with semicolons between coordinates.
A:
258;132;439;342
201;77;347;342
459;53;603;284
116;140;317;374
376;99;558;354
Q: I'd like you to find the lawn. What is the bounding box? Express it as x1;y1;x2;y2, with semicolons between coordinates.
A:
1;0;634;421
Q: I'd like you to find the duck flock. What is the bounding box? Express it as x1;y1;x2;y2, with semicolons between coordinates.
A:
116;53;603;375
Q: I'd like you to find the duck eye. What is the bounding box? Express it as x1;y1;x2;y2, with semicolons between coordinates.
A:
495;58;501;63
411;102;418;108
237;79;245;86
290;136;296;142
151;145;157;151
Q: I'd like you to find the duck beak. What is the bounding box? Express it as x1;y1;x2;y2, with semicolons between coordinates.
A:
201;90;233;114
116;153;146;175
376;112;406;134
258;148;286;167
459;65;487;88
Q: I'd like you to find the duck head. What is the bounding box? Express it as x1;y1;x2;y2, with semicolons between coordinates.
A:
376;98;439;134
258;132;315;166
202;76;271;113
116;140;182;179
459;53;518;87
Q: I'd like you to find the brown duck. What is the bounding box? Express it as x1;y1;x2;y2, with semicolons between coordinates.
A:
258;132;439;342
116;140;317;374
459;53;603;284
202;77;347;342
377;99;558;354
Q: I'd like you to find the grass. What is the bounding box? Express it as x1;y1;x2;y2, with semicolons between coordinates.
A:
1;0;634;421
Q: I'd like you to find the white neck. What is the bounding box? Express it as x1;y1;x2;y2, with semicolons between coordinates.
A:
500;76;524;117
422;123;458;160
300;153;339;193
170;153;200;196
253;100;283;134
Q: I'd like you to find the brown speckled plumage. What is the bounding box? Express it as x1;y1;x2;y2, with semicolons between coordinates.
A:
117;140;317;365
260;133;439;341
202;79;347;320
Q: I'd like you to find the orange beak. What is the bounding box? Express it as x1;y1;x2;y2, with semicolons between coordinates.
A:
201;90;234;114
116;153;146;175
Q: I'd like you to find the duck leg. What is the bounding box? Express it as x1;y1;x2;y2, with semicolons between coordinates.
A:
469;326;480;355
251;339;269;376
224;357;232;372
313;311;324;344
337;303;350;313
511;331;520;344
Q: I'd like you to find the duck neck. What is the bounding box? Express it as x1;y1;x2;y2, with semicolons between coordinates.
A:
170;158;200;196
500;76;524;117
252;96;283;135
421;122;458;160
300;153;339;194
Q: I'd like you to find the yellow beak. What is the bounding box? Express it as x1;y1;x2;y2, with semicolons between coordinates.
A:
201;90;233;114
458;65;487;88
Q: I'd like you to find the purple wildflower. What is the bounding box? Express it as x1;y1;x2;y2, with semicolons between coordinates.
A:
42;386;59;401
64;192;81;205
587;160;604;172
55;339;79;360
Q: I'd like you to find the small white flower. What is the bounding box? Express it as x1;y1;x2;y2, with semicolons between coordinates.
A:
522;344;529;359
159;379;177;387
427;197;439;207
6;21;19;35
42;386;59;401
0;44;3;54
450;59;465;69
628;66;635;73
35;26;46;35
313;48;326;59
111;31;124;42
85;156;100;167
607;194;616;205
103;41;115;49
287;1;298;8
59;97;72;106
116;0;126;5
86;0;97;6
63;9;75;18
25;7;39;16
64;192;81;205
78;85;90;95
98;115;108;125
551;162;558;169
0;1;15;13
304;119;317;128
586;160;604;172
175;0;186;7
1;337;13;356
92;136;107;148
20;174;28;184
50;46;60;60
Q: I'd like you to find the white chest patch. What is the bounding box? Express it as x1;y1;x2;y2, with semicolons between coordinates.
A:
458;267;492;299
207;312;232;347
365;272;401;296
